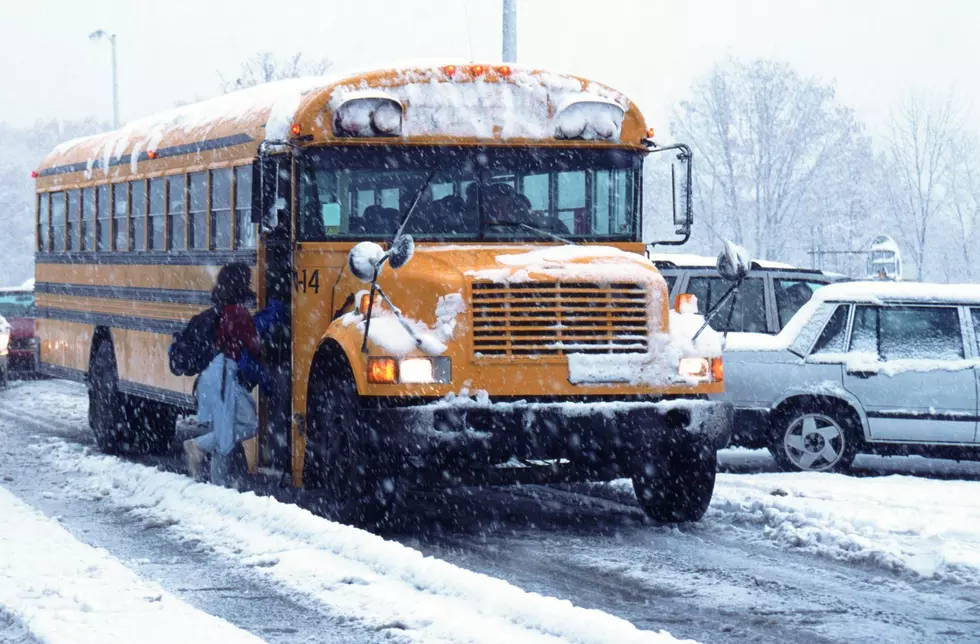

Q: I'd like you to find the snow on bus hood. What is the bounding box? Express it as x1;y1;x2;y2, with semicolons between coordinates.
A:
461;244;663;284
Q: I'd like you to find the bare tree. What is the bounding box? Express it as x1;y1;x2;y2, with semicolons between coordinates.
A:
671;58;869;263
947;133;980;281
879;94;956;280
219;51;333;93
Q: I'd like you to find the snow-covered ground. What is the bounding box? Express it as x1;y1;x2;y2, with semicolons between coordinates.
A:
0;485;262;644
3;379;980;642
0;382;688;644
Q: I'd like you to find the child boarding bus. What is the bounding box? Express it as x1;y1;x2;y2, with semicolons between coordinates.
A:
32;63;732;524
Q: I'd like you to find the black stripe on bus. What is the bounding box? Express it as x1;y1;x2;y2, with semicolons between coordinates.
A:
117;381;195;411
34;307;185;335
35;249;257;266
38;362;87;384
35;282;256;308
38;133;255;178
865;410;980;422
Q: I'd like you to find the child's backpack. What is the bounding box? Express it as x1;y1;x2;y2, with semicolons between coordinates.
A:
168;307;220;377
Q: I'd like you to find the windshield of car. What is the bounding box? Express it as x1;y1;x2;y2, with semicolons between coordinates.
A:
297;146;639;242
0;291;32;317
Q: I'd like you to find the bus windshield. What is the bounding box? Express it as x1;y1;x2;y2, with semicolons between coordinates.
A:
298;146;640;242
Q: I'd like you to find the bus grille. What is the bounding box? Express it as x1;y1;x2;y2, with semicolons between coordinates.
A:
471;281;649;358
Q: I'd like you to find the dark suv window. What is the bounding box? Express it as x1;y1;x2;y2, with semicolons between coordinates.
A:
774;279;824;327
686;276;767;333
850;306;964;360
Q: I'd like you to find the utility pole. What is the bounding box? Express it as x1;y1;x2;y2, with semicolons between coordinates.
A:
89;30;119;129
502;0;517;63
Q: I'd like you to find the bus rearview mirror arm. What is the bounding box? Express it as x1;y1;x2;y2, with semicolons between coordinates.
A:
643;141;693;249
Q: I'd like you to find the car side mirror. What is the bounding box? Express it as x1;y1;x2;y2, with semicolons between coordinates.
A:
717;240;752;283
387;234;415;270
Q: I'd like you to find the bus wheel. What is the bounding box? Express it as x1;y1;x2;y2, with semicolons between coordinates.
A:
89;340;125;454
632;437;717;523
304;358;388;526
123;398;177;455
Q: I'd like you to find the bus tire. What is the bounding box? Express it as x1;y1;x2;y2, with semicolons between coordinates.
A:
632;437;717;523
88;340;125;454
122;397;177;455
304;353;390;526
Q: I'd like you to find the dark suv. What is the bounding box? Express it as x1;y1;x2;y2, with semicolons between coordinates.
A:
651;254;847;334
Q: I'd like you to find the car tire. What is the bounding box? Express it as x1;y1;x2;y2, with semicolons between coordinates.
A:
303;355;392;526
632;438;717;523
89;340;125;454
769;401;860;473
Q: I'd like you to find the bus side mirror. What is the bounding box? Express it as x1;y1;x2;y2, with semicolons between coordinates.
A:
717;240;752;283
255;155;290;230
387;234;415;270
642;142;693;247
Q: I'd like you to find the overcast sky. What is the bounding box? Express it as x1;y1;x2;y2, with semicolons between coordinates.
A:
1;0;977;139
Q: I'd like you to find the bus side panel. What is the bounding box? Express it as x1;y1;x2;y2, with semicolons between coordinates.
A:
112;328;195;399
38;318;93;378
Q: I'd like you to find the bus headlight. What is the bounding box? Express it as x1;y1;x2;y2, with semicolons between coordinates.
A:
367;356;452;384
399;357;451;384
677;357;710;380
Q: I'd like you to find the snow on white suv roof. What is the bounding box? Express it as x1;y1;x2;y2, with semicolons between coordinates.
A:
718;280;980;472
650;253;847;335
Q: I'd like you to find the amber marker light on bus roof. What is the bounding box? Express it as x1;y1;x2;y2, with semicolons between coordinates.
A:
290;123;301;136
367;357;397;384
443;64;457;77
646;127;655;138
496;65;512;77
468;64;486;76
147;150;159;160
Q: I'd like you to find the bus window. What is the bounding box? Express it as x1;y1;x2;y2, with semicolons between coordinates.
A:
96;184;111;251
557;171;586;234
113;183;128;251
131;180;146;251
168;175;186;250
148;178;165;250
37;193;49;252
234;166;254;249
522;174;549;212
211;169;232;249
66;190;82;250
188;172;207;250
52;192;66;252
81;188;94;251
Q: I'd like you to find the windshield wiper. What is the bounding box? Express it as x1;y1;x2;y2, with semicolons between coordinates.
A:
486;220;574;245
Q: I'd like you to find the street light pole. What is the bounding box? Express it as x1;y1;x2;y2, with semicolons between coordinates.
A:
502;0;517;63
89;30;119;129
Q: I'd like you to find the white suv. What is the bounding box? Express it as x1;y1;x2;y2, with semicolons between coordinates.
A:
720;281;980;471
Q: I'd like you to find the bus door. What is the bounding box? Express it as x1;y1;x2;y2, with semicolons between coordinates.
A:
258;154;294;472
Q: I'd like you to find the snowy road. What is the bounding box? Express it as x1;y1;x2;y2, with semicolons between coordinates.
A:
2;380;980;643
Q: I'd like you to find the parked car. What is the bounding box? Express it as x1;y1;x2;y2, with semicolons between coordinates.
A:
0;285;39;374
0;313;9;387
720;281;980;471
651;253;846;335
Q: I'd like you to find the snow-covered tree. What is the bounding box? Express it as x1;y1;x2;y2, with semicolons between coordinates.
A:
878;94;957;280
0;119;109;286
219;51;333;93
671;58;872;265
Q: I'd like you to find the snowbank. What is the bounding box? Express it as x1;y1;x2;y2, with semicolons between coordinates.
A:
33;439;693;644
0;486;261;644
609;468;980;585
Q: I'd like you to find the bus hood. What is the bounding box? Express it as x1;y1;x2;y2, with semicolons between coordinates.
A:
410;244;666;286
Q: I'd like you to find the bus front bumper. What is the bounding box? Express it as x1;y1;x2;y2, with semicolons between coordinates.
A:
367;398;733;477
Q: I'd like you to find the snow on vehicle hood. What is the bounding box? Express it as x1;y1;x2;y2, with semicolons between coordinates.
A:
461;244;663;284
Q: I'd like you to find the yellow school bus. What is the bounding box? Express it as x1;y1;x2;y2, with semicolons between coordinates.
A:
34;63;732;523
